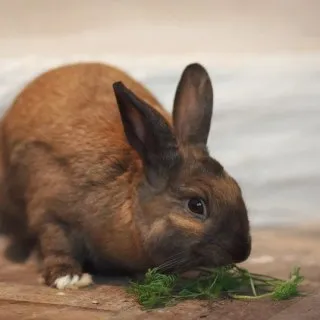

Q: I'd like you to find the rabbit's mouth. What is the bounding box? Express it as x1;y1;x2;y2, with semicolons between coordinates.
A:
153;234;251;274
155;245;231;274
190;242;237;269
192;236;251;268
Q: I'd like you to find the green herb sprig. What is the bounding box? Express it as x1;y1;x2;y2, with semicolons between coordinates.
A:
128;265;304;309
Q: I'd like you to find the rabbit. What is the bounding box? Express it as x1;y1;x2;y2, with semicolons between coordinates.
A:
0;62;251;289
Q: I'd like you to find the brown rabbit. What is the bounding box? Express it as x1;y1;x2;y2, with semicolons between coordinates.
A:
0;62;251;289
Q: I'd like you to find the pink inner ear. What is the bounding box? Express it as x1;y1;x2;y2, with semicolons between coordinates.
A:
174;86;202;141
127;104;146;142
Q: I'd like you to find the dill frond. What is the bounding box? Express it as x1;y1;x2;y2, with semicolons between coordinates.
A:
128;265;304;309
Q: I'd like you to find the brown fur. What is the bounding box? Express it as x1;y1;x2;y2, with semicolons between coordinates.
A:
0;62;251;287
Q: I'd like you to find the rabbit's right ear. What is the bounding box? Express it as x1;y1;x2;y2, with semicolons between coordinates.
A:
113;82;181;186
173;63;213;146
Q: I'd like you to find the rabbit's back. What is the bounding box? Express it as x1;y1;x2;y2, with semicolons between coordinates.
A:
2;62;167;158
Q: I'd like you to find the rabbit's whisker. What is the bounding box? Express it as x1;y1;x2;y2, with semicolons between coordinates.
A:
157;251;187;271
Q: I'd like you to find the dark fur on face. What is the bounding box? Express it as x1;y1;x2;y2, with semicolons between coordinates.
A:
134;145;251;272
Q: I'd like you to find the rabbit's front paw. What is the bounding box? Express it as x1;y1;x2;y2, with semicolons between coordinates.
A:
42;262;93;289
53;273;93;290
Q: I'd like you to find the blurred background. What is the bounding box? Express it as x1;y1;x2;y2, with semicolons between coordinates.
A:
0;0;319;227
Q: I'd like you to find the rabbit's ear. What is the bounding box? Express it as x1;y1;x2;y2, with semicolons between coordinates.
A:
173;63;213;146
113;82;181;185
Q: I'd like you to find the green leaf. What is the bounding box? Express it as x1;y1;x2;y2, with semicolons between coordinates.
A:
128;265;304;309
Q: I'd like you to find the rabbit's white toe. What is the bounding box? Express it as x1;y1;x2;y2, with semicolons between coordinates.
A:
54;273;93;289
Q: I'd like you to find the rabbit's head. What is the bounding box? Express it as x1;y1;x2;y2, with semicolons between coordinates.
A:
113;63;251;272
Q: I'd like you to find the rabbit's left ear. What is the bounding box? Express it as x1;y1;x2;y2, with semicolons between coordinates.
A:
173;63;213;146
113;82;181;185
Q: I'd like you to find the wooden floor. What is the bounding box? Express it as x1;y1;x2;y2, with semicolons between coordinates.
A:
0;224;319;320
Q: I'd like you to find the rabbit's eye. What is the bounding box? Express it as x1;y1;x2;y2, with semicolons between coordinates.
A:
187;197;207;219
